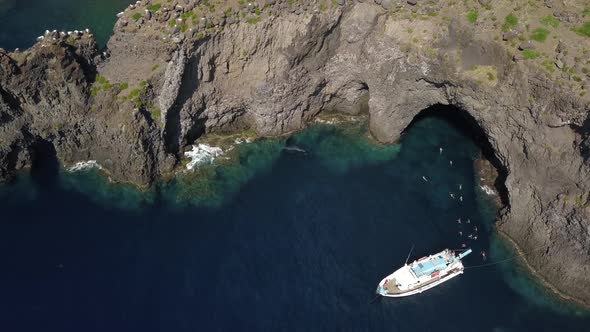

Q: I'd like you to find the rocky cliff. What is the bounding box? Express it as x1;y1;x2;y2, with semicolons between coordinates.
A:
1;0;590;306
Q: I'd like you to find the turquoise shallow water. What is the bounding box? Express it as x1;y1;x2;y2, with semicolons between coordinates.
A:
0;0;134;50
0;114;589;331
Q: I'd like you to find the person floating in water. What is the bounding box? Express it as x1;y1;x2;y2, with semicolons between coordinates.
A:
481;251;487;261
457;218;462;224
459;196;463;202
449;160;453;166
459;184;462;191
450;193;455;199
422;176;428;182
439;147;443;154
458;231;463;236
466;218;471;224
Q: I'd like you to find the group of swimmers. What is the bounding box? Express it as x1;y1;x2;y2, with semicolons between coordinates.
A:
439;146;488;261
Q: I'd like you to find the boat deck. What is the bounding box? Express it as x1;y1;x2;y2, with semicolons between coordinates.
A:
382;268;461;295
384;278;401;294
411;255;449;277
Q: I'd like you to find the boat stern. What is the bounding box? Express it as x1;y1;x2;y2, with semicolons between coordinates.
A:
376;278;388;296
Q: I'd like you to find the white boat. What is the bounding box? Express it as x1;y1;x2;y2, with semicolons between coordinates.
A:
376;248;472;297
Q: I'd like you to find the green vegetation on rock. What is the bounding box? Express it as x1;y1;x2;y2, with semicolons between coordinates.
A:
180;11;196;21
132;12;142;22
466;9;478;24
530;28;550;42
91;75;111;97
66;36;76;46
147;3;161;12
540;15;559;28
246;16;261;24
502;14;518;32
521;49;540;59
150;107;161;124
95;75;107;84
575;22;590;37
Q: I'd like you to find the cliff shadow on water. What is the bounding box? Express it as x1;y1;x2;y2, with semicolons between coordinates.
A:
403;104;509;207
29;138;59;187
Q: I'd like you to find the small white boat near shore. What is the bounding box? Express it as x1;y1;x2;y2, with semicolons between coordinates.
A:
376;248;472;297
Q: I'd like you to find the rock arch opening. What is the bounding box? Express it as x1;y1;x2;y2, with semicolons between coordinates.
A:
328;81;370;115
403;104;509;207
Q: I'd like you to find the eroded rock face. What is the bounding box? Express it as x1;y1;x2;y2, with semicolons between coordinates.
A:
0;1;589;305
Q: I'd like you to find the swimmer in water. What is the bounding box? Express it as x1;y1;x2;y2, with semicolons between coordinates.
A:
422;176;428;182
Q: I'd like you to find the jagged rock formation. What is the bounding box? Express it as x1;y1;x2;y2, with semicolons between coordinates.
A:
0;0;590;305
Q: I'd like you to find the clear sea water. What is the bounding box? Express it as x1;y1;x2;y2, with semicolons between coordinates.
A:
1;115;589;331
1;2;590;331
0;0;133;50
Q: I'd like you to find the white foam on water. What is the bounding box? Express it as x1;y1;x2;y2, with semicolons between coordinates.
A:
68;160;103;172
184;144;224;170
315;118;337;125
234;137;253;144
480;185;496;196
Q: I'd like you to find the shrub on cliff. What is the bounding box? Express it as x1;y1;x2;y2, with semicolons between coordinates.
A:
502;14;518;32
530;28;550;42
466;9;478;24
540;16;559;28
575;22;590;37
147;4;161;12
521;49;540;59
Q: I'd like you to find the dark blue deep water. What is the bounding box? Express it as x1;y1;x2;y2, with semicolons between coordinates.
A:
1;115;589;331
1;2;590;330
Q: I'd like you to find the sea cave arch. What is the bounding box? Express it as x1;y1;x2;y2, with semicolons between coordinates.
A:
401;104;509;208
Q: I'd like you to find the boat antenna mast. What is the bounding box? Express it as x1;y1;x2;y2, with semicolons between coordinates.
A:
404;244;415;266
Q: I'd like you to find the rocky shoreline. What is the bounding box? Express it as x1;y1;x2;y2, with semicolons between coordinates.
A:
496;229;590;310
1;0;590;306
